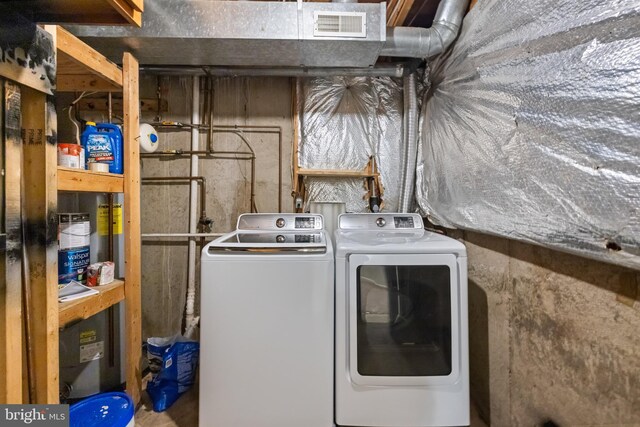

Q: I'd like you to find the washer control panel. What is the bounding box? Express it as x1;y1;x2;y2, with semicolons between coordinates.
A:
237;214;324;231
338;213;423;230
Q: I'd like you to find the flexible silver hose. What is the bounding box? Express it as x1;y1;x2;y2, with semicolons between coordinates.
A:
399;73;418;213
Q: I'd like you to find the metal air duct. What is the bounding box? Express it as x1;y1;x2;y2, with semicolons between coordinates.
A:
381;0;469;58
66;0;387;68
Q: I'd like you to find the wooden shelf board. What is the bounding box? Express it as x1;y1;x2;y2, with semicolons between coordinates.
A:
55;26;123;92
58;167;124;193
59;279;125;327
57;75;123;93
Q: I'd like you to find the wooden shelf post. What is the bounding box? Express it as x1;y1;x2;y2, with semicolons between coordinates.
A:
123;52;142;405
21;87;59;404
0;80;24;403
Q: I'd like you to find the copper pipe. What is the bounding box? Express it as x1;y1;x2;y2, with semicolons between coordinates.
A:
207;76;214;153
210;128;282;212
106;192;116;367
107;193;114;261
141;150;252;157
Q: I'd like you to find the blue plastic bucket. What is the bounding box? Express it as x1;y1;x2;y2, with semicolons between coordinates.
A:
69;392;134;427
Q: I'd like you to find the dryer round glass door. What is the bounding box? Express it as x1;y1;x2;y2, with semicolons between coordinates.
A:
347;253;461;386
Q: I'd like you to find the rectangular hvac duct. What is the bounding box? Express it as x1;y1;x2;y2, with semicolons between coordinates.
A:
66;0;387;68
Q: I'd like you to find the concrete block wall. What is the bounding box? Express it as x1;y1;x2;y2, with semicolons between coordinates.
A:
460;231;640;426
139;76;294;339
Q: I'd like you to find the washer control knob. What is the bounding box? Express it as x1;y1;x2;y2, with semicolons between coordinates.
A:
276;218;285;228
376;217;386;227
276;235;286;243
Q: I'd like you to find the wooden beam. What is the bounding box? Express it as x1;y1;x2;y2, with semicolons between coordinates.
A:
56;75;122;93
55;26;123;89
59;280;125;327
105;0;143;26
21;87;59;404
386;0;400;25
7;0;138;26
0;12;55;95
0;80;24;404
394;0;415;26
122;52;142;405
125;0;144;12
57;167;124;193
388;0;415;26
75;97;168;113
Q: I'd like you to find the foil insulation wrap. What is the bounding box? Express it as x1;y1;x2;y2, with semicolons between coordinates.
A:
417;0;640;269
298;77;404;212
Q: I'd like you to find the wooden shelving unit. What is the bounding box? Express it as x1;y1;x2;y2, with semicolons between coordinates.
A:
59;280;126;326
20;25;141;405
58;167;124;193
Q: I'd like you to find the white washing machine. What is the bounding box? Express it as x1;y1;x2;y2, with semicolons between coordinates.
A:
200;213;334;427
335;213;469;427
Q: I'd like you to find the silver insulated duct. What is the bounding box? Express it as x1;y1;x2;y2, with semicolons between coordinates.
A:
66;0;387;68
382;0;470;58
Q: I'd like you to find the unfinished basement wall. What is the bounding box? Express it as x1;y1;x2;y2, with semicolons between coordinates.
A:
139;76;293;339
457;231;640;426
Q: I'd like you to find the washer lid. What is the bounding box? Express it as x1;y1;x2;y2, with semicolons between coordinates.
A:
207;230;327;254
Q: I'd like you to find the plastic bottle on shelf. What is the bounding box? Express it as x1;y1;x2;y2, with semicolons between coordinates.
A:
81;122;123;174
97;123;123;174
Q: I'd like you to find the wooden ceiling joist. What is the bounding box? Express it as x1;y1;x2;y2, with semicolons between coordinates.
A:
387;0;416;26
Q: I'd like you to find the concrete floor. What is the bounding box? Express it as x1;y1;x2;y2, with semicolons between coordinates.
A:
135;377;487;427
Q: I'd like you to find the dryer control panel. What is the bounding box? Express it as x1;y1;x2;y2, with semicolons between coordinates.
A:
338;213;424;230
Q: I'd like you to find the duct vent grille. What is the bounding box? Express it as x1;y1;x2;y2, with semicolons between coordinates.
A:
313;11;367;38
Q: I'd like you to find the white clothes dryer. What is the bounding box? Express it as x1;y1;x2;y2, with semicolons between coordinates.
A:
200;213;334;427
335;213;469;427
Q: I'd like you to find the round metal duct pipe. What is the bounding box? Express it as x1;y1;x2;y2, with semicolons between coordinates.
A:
382;0;469;58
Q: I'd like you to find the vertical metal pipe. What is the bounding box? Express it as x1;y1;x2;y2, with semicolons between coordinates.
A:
155;76;162;122
251;156;256;212
106;191;115;367
207;77;214;153
107;92;112;123
278;129;282;213
107;193;114;261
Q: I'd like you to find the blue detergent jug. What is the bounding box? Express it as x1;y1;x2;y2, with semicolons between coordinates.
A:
81;122;123;174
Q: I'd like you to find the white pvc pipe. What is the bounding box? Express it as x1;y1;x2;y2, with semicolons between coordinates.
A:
185;76;200;331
